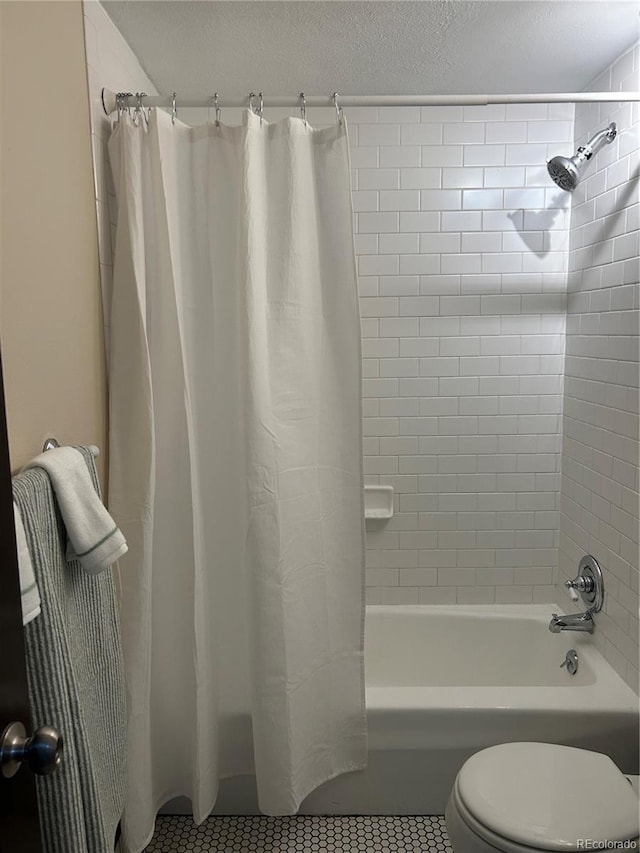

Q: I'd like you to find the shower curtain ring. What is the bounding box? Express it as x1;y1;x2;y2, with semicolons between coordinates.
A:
332;93;343;125
135;92;148;127
171;93;178;125
249;92;264;124
116;92;133;123
214;92;221;126
300;92;307;125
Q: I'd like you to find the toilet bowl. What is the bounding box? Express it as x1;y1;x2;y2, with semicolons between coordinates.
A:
445;742;639;852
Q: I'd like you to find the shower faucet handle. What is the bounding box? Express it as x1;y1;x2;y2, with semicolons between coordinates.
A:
565;576;594;596
565;575;594;603
564;581;580;602
564;555;605;613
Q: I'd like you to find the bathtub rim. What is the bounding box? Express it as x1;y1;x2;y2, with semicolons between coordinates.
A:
364;603;640;714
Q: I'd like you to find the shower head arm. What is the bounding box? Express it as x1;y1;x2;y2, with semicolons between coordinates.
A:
579;122;617;161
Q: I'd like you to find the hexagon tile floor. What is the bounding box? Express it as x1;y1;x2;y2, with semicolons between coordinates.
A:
142;814;454;852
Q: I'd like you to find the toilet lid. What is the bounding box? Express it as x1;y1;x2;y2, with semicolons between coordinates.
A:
457;742;640;851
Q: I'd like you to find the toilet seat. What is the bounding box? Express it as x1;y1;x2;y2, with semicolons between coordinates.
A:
454;742;640;851
449;780;560;853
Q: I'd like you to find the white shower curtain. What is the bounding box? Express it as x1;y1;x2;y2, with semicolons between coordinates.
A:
107;108;366;852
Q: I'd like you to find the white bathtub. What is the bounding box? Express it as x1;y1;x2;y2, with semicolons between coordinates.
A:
174;604;640;815
300;604;639;814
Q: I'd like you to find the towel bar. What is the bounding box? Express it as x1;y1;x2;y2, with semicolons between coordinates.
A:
42;439;100;458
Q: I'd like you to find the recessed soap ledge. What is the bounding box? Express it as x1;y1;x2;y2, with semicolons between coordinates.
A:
364;485;394;520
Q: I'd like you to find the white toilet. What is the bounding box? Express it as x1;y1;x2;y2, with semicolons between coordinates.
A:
445;742;640;852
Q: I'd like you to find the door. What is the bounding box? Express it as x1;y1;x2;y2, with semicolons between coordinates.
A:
0;347;42;853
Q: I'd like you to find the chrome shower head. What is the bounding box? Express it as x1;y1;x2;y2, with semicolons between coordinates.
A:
547;122;617;191
547;155;581;191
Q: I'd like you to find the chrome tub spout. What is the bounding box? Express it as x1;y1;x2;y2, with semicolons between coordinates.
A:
549;611;594;634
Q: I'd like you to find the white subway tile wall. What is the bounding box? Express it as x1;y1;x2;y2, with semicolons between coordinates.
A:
350;104;573;606
557;42;640;694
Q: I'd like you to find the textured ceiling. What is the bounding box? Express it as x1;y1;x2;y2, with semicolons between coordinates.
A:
101;1;640;100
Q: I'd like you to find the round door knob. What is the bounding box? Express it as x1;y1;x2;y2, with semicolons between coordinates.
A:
0;721;63;778
25;725;63;776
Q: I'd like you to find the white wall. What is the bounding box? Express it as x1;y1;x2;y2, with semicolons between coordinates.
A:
348;105;572;605
557;42;639;694
0;0;107;478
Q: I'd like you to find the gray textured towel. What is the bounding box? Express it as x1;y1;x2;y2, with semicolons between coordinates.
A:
12;447;126;853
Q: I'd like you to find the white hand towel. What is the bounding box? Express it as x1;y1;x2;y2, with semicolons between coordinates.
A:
24;447;128;575
13;502;41;625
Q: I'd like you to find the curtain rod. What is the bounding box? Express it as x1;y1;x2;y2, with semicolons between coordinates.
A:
102;88;640;116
